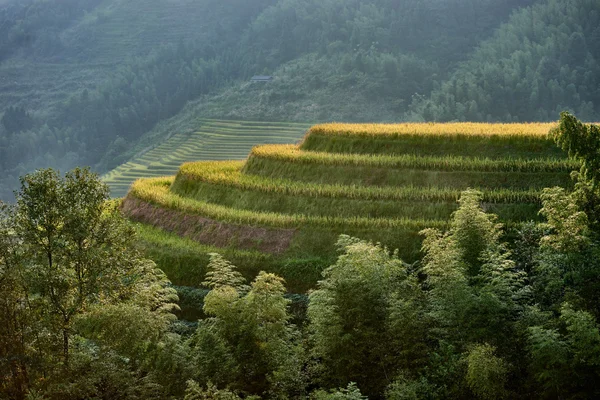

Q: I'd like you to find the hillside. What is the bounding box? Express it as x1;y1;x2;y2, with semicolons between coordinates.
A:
6;111;600;400
0;0;552;200
121;122;573;293
410;0;600;122
102;119;310;198
1;0;599;201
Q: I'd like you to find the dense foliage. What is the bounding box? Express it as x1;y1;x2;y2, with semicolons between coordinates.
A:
3;115;600;399
1;0;599;199
410;0;600;122
0;168;180;399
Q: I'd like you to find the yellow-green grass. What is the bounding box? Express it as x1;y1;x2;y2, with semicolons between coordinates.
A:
172;161;542;221
102;119;310;198
301;122;565;158
308;122;558;138
243;145;575;190
177;161;546;202
121;122;579;294
249;145;576;172
135;223;326;294
124;177;447;261
129;177;447;230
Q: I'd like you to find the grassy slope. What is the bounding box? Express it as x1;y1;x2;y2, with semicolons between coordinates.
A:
0;0;278;134
0;61;113;116
242;145;573;190
123;123;572;292
135;223;324;294
300;122;565;158
58;0;249;63
172;161;544;221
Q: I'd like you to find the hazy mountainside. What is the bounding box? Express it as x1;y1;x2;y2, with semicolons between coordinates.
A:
410;0;600;122
191;0;600;122
0;0;277;199
0;0;598;200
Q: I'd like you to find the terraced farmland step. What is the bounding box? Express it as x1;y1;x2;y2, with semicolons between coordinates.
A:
244;145;575;190
301;122;565;159
124;177;446;261
172;161;542;222
133;223;315;291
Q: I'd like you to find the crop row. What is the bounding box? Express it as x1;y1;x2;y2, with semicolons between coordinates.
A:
306;122;557;138
127;177;449;231
300;134;566;159
175;161;543;204
173;170;540;222
244;158;573;191
246;145;577;173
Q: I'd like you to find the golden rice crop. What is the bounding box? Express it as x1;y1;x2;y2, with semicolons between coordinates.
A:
127;177;448;230
248;145;577;173
176;161;542;203
307;122;558;138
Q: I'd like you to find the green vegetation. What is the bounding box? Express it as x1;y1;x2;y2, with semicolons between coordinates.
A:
0;167;180;399
102;119;310;198
244;145;574;190
173;161;541;221
300;122;566;158
134;223;276;288
2;0;600;200
125;176;436;268
176;161;543;202
123;122;570;295
1;0;600;396
247;144;576;172
411;0;600;122
5;115;600;399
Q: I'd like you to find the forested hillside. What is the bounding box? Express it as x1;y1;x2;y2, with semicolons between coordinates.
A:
0;0;599;200
5;115;600;399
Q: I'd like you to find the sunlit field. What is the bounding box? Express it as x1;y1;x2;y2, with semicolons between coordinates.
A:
122;122;573;291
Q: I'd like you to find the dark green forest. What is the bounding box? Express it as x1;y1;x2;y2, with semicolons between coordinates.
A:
4;114;600;399
1;0;599;199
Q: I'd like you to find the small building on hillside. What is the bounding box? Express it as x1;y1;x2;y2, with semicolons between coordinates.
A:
251;75;273;82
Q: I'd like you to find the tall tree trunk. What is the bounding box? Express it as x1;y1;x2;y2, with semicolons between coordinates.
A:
10;359;28;400
62;327;69;368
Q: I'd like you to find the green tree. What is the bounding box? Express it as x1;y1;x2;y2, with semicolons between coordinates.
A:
419;190;527;396
307;235;426;397
190;254;303;398
465;344;508;400
14;168;143;366
528;303;600;397
531;184;600;317
183;381;243;400
310;382;366;400
1;167;180;398
551;112;600;235
422;190;526;347
0;203;28;400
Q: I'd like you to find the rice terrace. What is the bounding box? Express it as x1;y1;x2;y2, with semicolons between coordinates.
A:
102;119;311;198
118;121;576;293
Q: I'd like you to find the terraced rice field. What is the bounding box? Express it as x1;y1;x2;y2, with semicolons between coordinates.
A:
103;119;311;198
123;122;576;292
